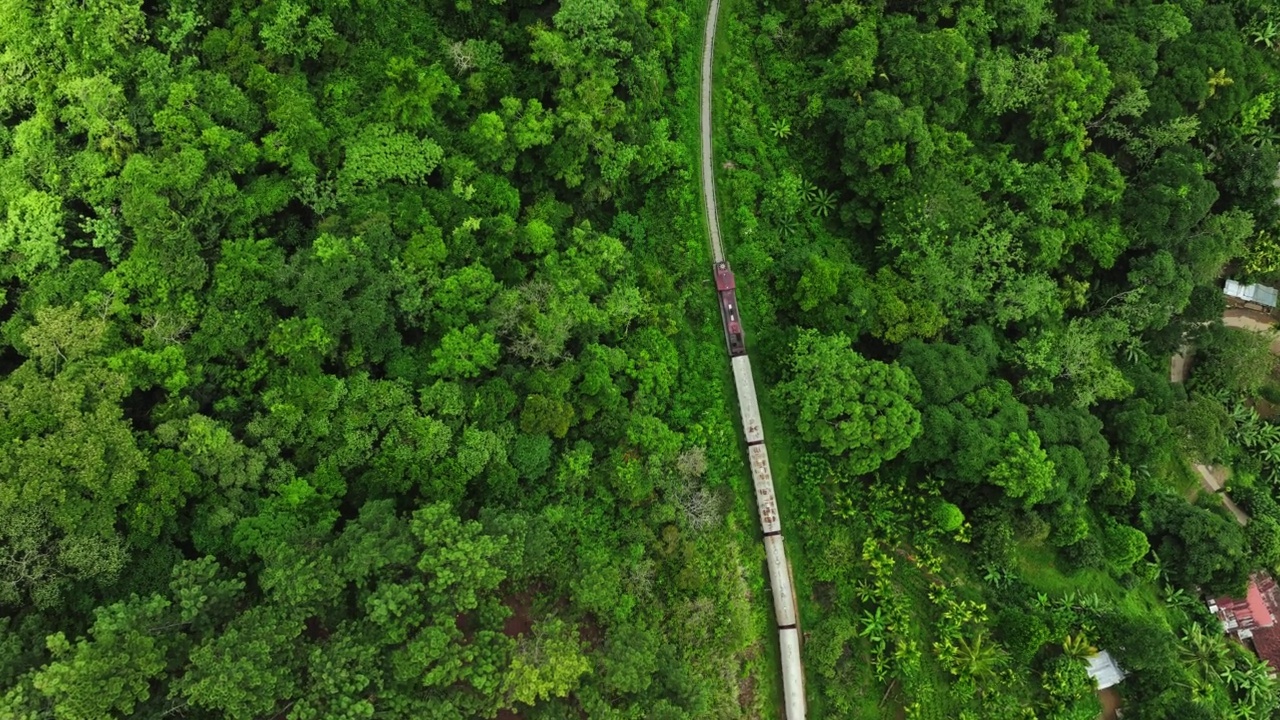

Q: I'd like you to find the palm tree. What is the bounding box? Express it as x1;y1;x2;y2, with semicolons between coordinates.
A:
1249;125;1280;150
981;564;1010;588
1179;673;1223;710
1074;592;1104;614
800;180;818;204
1122;337;1147;364
1053;590;1079;612
1207;67;1234;99
769;118;791;139
859;607;889;651
1062;633;1097;661
1180;623;1232;682
853;580;877;604
775;215;799;238
1163;583;1195;611
810;188;836;217
1133;464;1153;484
949;632;1010;689
1222;654;1278;711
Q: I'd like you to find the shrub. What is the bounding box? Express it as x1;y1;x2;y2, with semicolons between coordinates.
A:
996;607;1049;666
933;501;966;533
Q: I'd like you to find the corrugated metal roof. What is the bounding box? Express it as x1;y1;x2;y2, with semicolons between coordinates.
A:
1087;651;1126;689
1225;279;1279;308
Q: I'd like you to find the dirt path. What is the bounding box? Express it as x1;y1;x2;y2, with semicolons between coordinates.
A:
1223;309;1280;352
1169;346;1191;384
1193;463;1250;525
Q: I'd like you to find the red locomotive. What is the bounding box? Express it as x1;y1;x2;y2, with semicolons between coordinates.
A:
715;262;747;357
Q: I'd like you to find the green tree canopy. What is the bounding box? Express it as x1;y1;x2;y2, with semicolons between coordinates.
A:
776;329;922;473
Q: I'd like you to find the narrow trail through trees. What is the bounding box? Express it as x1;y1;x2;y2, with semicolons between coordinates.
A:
1169;306;1280;526
698;1;807;717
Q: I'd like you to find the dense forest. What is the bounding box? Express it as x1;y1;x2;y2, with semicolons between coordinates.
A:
715;0;1280;716
0;0;782;717
6;0;1280;718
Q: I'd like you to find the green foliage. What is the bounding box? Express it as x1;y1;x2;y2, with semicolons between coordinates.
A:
0;0;761;715
1172;392;1231;462
716;0;1280;712
776;329;922;473
1191;324;1278;397
932;501;966;533
6;0;1280;716
339;123;443;194
1103;522;1151;576
0;190;66;280
988;431;1056;508
503;618;591;707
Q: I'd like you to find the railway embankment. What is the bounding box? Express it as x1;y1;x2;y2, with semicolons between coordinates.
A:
698;0;807;716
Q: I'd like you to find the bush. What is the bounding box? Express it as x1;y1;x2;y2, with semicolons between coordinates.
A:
1062;535;1106;572
512;433;553;480
775;329;922;473
1190;325;1277;397
972;508;1016;567
1040;654;1094;707
996;607;1049;666
1104;523;1151;577
1171;392;1231;463
1049;502;1090;548
1014;510;1051;543
933;501;966;533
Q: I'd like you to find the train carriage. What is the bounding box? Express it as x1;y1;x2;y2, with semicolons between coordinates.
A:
731;355;764;444
749;444;781;534
764;535;798;627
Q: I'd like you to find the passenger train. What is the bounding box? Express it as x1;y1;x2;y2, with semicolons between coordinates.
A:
713;260;806;718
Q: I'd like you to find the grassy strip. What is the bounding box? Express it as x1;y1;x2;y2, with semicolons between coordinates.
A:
675;0;783;712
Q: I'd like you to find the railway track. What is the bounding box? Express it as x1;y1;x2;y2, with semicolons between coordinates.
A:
700;0;725;263
698;2;806;718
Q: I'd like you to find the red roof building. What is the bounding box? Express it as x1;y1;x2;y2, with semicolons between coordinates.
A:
1210;573;1280;639
1250;625;1280;674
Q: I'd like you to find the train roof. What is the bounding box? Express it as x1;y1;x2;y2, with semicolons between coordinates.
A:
714;263;735;291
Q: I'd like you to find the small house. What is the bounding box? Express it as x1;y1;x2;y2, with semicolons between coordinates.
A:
1086;651;1126;690
1209;573;1280;640
1209;573;1280;675
1224;279;1279;310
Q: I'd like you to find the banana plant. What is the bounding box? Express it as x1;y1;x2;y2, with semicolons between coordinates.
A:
1249;18;1279;48
1262;442;1280;466
859;606;890;645
1229;400;1255;424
